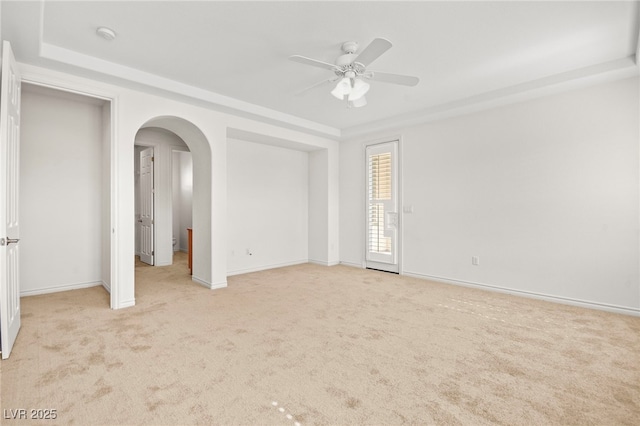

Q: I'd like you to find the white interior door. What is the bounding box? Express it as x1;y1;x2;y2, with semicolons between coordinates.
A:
139;147;154;265
0;41;22;359
365;141;399;273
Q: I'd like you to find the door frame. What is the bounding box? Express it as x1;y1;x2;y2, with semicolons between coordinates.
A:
363;136;403;274
19;73;119;309
134;143;156;265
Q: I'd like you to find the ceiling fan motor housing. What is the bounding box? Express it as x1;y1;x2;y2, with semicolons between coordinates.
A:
335;41;366;77
341;41;359;54
335;53;356;67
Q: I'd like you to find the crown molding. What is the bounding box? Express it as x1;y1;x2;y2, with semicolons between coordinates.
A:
340;56;639;141
38;42;341;139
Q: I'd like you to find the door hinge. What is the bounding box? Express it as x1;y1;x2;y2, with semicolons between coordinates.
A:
152;250;154;256
151;156;154;162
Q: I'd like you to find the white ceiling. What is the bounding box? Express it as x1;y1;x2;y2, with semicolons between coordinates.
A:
2;1;639;139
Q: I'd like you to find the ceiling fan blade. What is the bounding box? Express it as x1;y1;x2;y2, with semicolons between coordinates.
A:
289;55;338;71
354;38;392;67
369;71;419;87
295;76;339;96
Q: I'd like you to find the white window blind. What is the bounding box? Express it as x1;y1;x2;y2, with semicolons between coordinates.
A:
368;152;392;254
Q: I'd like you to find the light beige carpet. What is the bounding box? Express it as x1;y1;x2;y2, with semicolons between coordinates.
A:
1;253;639;425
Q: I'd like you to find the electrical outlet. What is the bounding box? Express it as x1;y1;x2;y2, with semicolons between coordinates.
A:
472;256;480;266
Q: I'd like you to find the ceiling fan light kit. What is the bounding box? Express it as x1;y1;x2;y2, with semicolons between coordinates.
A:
348;78;370;101
348;96;367;108
331;77;370;102
289;37;419;108
331;77;352;99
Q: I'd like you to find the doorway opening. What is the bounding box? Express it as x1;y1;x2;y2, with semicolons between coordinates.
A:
133;117;211;295
18;83;112;302
134;128;192;268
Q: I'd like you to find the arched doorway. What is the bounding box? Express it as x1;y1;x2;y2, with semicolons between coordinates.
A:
135;116;213;288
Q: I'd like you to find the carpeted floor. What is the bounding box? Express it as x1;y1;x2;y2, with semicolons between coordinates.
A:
1;253;639;425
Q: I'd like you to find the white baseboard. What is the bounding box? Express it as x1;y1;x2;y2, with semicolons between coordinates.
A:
115;299;136;309
209;281;228;290
402;270;640;317
339;261;364;268
102;280;111;293
191;275;226;290
308;259;340;267
227;259;308;276
21;280;103;297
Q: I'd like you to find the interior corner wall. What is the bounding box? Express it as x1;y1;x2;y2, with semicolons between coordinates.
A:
20;87;105;295
340;76;640;313
226;138;308;275
178;151;193;251
309;148;329;265
339;140;366;269
170;150;192;253
134;127;188;266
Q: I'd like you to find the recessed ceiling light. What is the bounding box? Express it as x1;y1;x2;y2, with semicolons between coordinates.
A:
96;27;116;41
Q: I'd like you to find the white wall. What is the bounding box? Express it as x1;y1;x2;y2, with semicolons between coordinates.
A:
341;76;640;313
172;150;192;252
20;85;107;295
309;149;328;264
227;138;308;275
19;62;340;309
134;127;188;266
101;102;112;291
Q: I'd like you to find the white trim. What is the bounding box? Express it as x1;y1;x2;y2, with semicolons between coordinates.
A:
363;139;400;273
309;259;340;267
209;281;228;290
341;56;639;140
227;259;309;276
39;42;340;138
21;281;103;297
403;270;640;317
118;299;136;309
109;95;120;310
20;66;118;103
397;136;404;275
339;261;364;269
19;64;122;310
635;22;640;65
102;281;111;293
191;275;226;290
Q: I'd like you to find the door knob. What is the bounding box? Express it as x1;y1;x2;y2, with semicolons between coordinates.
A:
0;238;19;246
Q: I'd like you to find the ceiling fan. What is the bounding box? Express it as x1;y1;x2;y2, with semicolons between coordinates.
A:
289;38;419;108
